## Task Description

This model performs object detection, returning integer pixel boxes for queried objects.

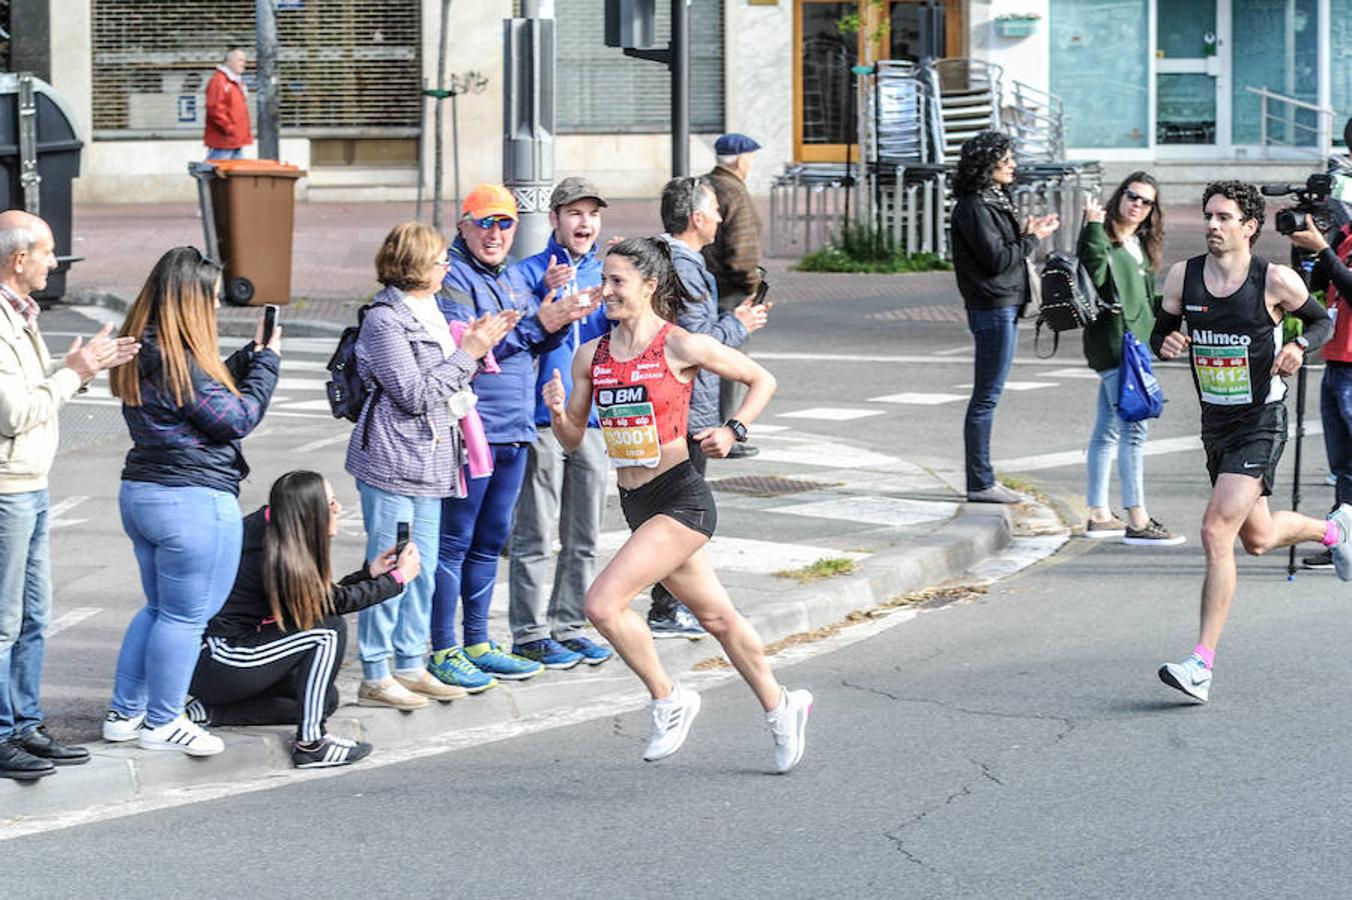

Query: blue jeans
[0,489,50,740]
[205,147,243,161]
[1086,368,1148,510]
[432,443,529,650]
[111,482,243,728]
[964,306,1019,492]
[355,480,441,680]
[1321,365,1352,508]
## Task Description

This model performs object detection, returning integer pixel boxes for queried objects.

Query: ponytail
[606,236,696,323]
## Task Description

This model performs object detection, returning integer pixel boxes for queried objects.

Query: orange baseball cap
[462,183,518,220]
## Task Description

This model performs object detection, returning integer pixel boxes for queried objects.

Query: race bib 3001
[1193,344,1253,405]
[596,385,662,468]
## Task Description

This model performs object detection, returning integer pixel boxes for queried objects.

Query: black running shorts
[618,460,717,538]
[1203,402,1287,497]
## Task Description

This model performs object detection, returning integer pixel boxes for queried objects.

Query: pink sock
[1323,520,1341,547]
[1193,644,1215,669]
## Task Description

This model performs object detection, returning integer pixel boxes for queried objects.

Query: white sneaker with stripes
[643,683,702,762]
[291,733,374,769]
[138,714,225,756]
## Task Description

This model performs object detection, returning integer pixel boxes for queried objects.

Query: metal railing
[1246,86,1335,159]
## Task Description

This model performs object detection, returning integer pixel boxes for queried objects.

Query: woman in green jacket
[1078,172,1184,546]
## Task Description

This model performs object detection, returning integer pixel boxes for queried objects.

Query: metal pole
[451,89,463,216]
[255,0,280,160]
[432,0,454,231]
[1288,362,1308,578]
[671,0,689,177]
[415,76,427,222]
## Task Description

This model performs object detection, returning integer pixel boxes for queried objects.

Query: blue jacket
[660,234,748,432]
[439,236,566,443]
[345,286,478,499]
[510,234,610,428]
[120,331,279,496]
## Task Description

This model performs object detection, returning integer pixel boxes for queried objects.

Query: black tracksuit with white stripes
[189,508,403,741]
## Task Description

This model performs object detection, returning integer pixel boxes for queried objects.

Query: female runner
[543,237,812,773]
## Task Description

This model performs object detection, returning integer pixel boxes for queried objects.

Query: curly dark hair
[1104,171,1165,272]
[952,130,1015,195]
[1202,180,1264,246]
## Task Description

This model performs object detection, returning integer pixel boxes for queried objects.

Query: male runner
[1153,180,1347,702]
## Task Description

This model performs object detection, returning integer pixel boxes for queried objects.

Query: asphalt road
[12,250,1352,895]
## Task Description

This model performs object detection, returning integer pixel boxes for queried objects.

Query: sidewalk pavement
[0,198,1073,832]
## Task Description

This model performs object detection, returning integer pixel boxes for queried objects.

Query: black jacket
[950,190,1039,310]
[205,507,403,640]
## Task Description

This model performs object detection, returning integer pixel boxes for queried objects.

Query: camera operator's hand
[1289,219,1329,253]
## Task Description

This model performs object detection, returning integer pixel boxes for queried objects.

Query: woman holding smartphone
[188,471,421,768]
[544,237,813,774]
[102,246,280,756]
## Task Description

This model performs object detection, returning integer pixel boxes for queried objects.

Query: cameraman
[1291,217,1352,567]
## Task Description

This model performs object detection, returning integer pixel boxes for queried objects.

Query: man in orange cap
[427,184,601,692]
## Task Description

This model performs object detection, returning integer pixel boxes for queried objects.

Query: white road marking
[596,531,866,573]
[275,377,329,392]
[755,441,901,470]
[274,399,338,412]
[752,351,1208,370]
[775,407,885,421]
[933,346,974,356]
[1043,367,1102,379]
[954,381,1056,392]
[49,496,89,530]
[766,495,960,528]
[46,607,102,637]
[750,424,790,434]
[868,391,967,405]
[291,432,353,454]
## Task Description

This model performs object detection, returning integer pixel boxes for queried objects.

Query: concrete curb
[0,503,1014,831]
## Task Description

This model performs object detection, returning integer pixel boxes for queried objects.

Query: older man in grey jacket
[648,176,770,637]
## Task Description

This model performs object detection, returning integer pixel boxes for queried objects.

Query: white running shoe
[102,709,145,742]
[1158,654,1211,702]
[138,714,225,756]
[643,684,702,762]
[1327,505,1352,582]
[768,689,814,774]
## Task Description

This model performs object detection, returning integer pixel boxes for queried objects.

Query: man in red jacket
[204,48,252,160]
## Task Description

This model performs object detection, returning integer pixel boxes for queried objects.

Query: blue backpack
[1117,331,1165,422]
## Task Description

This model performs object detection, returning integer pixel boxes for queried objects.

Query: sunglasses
[1124,189,1156,208]
[467,215,516,232]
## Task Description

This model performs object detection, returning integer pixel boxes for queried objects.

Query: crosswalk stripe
[775,407,885,421]
[868,391,967,405]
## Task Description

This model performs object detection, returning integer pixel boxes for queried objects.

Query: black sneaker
[292,733,373,769]
[648,602,708,639]
[1303,547,1335,569]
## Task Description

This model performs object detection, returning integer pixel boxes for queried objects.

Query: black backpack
[325,303,383,446]
[1035,251,1110,358]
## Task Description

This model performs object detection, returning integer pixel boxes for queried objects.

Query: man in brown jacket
[703,133,765,457]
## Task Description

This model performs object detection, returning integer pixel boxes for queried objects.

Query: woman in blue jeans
[949,131,1058,503]
[1078,173,1183,546]
[102,247,280,756]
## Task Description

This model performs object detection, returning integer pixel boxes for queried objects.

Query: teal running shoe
[464,642,543,681]
[512,638,583,670]
[428,646,497,693]
[561,636,613,666]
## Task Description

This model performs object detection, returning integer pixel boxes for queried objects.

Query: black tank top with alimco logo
[1181,253,1285,433]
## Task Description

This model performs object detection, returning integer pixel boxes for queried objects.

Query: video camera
[1261,173,1336,236]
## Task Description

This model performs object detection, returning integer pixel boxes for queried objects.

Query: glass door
[795,0,859,162]
[1155,0,1230,149]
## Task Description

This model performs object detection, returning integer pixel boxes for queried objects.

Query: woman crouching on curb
[543,237,814,774]
[187,471,420,768]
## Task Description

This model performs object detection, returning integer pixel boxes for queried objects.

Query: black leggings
[189,615,346,742]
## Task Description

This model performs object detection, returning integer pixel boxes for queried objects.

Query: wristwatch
[1295,335,1310,351]
[723,418,748,443]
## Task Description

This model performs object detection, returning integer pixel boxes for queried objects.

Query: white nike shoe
[767,688,814,774]
[1158,654,1211,702]
[643,684,702,762]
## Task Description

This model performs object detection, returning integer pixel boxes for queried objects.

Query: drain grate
[708,475,838,499]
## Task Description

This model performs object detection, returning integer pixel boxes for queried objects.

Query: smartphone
[751,280,770,306]
[395,521,411,557]
[261,304,279,346]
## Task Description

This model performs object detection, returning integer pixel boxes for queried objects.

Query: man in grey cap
[505,176,615,670]
[704,133,766,457]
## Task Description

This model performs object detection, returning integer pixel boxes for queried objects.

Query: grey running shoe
[1123,518,1186,546]
[643,684,702,762]
[1303,548,1335,570]
[1084,516,1127,539]
[767,689,814,774]
[649,602,708,640]
[967,483,1024,504]
[1328,505,1352,582]
[1158,654,1211,702]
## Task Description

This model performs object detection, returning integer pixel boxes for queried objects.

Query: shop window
[1049,0,1149,149]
